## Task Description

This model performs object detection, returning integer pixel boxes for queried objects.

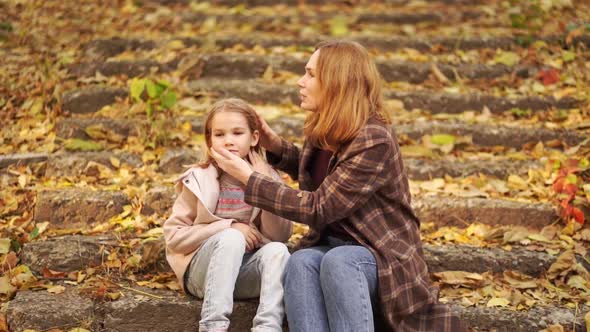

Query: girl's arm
[163,184,234,255]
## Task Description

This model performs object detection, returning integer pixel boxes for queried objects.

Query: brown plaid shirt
[245,117,466,331]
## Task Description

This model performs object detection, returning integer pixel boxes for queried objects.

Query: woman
[211,40,466,331]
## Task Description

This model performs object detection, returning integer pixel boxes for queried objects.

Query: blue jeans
[283,237,379,332]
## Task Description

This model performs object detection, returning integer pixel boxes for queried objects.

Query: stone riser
[6,285,587,332]
[60,81,580,115]
[82,34,590,59]
[68,53,534,84]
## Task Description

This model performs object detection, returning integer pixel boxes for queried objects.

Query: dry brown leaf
[47,285,66,294]
[547,250,576,280]
[433,271,485,288]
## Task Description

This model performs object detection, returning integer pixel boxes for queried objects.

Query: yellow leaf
[486,297,510,307]
[584,311,590,332]
[69,328,91,332]
[419,178,445,191]
[528,233,551,243]
[539,324,565,332]
[0,239,10,254]
[110,157,120,169]
[18,174,27,188]
[0,275,16,297]
[507,175,528,190]
[401,145,435,158]
[47,285,66,294]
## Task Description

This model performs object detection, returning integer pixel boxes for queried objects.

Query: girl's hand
[231,222,262,252]
[248,151,272,177]
[211,147,253,185]
[256,113,282,155]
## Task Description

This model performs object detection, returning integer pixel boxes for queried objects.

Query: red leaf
[553,177,565,192]
[563,183,578,197]
[572,207,585,224]
[537,68,560,85]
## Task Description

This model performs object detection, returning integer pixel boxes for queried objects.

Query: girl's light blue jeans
[184,228,290,332]
[283,237,379,332]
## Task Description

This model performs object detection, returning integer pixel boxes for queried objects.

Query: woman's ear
[251,129,260,147]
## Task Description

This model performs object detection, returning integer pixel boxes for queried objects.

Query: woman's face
[297,50,321,112]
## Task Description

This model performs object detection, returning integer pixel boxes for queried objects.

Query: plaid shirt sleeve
[246,132,393,228]
[265,137,300,181]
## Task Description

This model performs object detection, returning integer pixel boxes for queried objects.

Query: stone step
[69,52,535,84]
[40,148,543,180]
[146,0,487,7]
[180,8,483,28]
[413,196,557,229]
[0,152,48,169]
[61,81,579,115]
[33,189,130,230]
[186,79,580,113]
[6,284,587,331]
[20,234,558,278]
[32,187,558,230]
[55,115,586,151]
[82,34,590,59]
[398,120,586,148]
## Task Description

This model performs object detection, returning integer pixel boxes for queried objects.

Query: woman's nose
[297,76,305,88]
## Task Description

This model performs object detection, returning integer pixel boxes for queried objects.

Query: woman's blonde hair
[304,40,390,151]
[198,98,261,168]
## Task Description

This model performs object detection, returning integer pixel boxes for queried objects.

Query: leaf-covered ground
[1,0,590,331]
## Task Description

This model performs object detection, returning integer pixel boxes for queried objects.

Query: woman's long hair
[304,40,390,151]
[198,98,262,169]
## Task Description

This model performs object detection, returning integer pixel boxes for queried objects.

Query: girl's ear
[251,129,260,147]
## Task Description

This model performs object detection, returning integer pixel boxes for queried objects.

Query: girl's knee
[259,242,290,261]
[212,228,246,253]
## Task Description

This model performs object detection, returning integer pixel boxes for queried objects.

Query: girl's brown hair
[304,40,391,151]
[198,98,261,168]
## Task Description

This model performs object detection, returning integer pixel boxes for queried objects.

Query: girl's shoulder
[173,165,219,194]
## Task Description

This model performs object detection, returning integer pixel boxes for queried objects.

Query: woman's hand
[249,151,272,177]
[256,113,282,155]
[231,222,263,252]
[211,147,254,185]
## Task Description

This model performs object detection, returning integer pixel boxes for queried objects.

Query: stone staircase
[1,0,589,331]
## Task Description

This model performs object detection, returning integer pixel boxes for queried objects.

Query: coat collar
[178,165,261,223]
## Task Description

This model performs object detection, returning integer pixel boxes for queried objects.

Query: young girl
[164,98,293,332]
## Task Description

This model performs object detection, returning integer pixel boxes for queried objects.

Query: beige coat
[164,164,293,288]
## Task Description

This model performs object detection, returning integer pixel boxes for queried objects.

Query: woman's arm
[265,138,300,181]
[246,137,393,230]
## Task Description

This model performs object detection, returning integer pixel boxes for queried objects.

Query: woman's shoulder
[355,117,395,146]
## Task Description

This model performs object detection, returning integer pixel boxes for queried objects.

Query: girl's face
[210,111,259,159]
[297,50,321,112]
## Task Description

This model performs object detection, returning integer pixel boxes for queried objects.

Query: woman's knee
[320,247,375,284]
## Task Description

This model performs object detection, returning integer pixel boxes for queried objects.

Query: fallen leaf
[0,239,10,255]
[433,271,485,288]
[486,297,510,307]
[47,285,66,294]
[547,250,576,280]
[539,324,564,332]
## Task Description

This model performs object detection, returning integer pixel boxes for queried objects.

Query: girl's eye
[214,133,223,137]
